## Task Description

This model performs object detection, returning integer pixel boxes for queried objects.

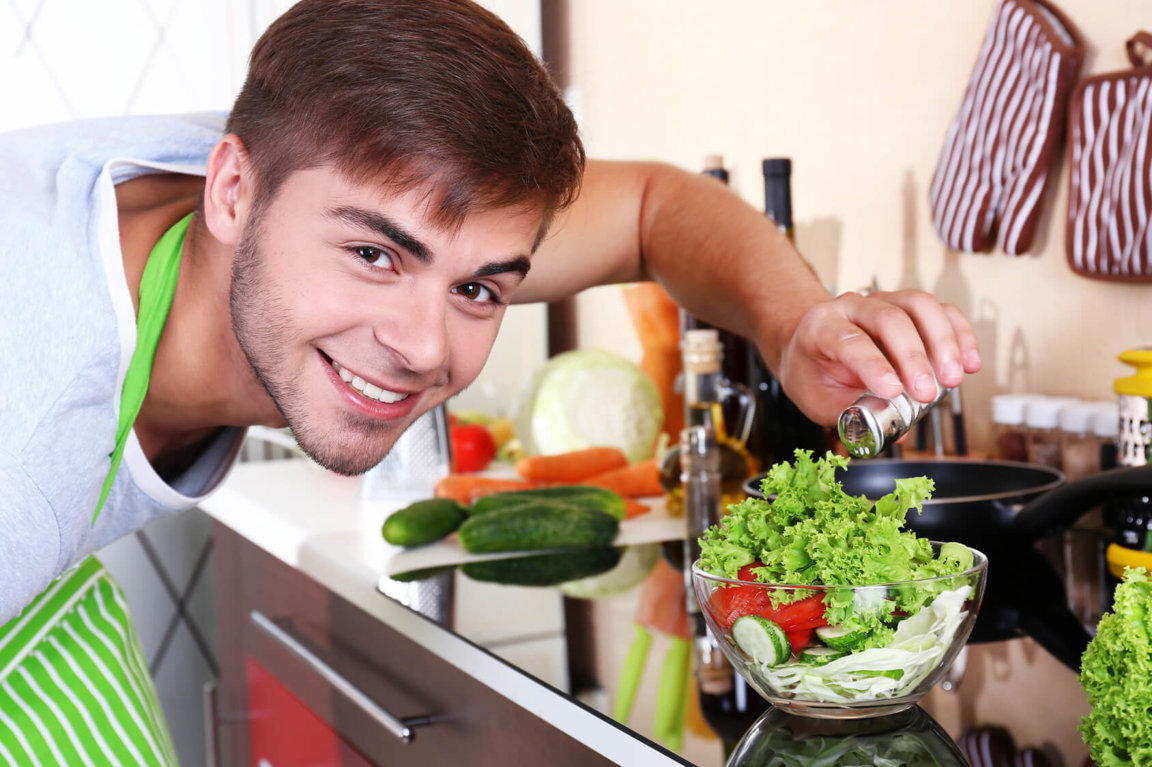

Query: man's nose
[373,288,450,374]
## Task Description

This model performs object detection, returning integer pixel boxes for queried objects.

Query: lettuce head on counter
[1080,567,1152,766]
[698,450,974,650]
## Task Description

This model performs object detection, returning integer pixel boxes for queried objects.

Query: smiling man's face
[229,165,542,475]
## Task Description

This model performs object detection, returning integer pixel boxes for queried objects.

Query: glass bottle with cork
[680,422,767,754]
[659,328,757,516]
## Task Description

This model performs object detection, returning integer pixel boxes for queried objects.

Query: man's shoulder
[0,112,228,176]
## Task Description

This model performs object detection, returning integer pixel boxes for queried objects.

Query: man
[0,0,980,763]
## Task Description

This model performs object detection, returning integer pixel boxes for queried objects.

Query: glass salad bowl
[691,545,988,719]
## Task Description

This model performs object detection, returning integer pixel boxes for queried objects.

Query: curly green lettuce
[1080,567,1152,766]
[698,450,973,648]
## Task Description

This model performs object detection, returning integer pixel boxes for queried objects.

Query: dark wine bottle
[745,158,827,467]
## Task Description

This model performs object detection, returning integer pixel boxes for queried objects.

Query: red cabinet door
[246,657,377,767]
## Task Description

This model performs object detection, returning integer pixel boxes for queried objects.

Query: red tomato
[450,423,496,473]
[763,595,828,632]
[708,584,771,630]
[785,628,815,654]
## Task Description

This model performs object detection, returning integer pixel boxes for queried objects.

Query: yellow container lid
[1115,349,1152,397]
[1106,542,1152,578]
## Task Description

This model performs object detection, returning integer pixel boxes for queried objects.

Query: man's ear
[203,134,255,247]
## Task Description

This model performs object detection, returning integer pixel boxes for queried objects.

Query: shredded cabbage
[754,586,970,704]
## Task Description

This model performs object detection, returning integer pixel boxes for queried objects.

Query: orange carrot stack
[515,447,629,484]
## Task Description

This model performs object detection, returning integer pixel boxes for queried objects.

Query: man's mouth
[328,359,411,404]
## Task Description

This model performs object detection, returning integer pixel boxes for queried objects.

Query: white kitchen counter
[199,458,691,767]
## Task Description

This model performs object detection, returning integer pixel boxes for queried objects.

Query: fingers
[796,290,982,405]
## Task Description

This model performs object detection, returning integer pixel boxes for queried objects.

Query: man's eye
[353,245,390,265]
[454,282,497,303]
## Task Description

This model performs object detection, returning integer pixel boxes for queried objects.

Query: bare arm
[517,160,981,424]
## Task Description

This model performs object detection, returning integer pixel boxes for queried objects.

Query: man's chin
[291,431,395,476]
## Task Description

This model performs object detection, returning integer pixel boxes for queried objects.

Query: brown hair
[225,0,584,236]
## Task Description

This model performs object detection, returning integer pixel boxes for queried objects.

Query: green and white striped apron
[0,213,193,766]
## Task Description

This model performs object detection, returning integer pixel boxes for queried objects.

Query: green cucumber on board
[382,498,469,547]
[461,547,623,586]
[456,503,619,554]
[731,615,790,666]
[470,485,626,521]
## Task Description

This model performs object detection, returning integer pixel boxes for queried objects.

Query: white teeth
[330,360,411,404]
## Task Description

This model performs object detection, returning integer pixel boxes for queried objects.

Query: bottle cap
[1024,397,1080,430]
[1091,404,1119,440]
[991,394,1044,425]
[1058,402,1101,434]
[838,395,904,458]
[1115,348,1152,398]
[682,329,723,374]
[762,158,791,177]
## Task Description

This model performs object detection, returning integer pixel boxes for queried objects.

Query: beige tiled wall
[562,0,1152,458]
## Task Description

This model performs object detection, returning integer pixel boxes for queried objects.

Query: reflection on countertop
[727,705,966,766]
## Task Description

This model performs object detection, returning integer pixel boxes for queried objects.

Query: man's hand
[773,289,982,426]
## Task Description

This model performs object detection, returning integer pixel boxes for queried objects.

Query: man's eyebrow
[328,206,431,262]
[474,256,531,280]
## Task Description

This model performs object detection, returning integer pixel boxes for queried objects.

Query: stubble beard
[228,216,400,476]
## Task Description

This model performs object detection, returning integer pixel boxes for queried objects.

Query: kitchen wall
[0,2,537,764]
[557,1,1152,762]
[561,0,1152,458]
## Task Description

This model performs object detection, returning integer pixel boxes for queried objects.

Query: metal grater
[361,405,453,500]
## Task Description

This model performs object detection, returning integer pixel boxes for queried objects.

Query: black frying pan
[741,459,1152,670]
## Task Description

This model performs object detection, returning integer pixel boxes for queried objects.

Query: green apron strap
[93,212,193,523]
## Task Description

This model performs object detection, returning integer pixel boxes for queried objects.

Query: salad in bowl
[692,451,987,718]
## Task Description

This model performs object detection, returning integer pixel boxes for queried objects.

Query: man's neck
[116,172,280,467]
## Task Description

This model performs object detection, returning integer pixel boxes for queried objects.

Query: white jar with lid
[991,394,1043,462]
[1059,401,1111,480]
[1024,397,1080,469]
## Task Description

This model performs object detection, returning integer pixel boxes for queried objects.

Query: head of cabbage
[514,349,664,463]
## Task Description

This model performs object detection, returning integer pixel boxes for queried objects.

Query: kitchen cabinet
[211,521,625,766]
[203,460,693,766]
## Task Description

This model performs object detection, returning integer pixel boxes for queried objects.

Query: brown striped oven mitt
[1066,32,1152,281]
[929,0,1084,255]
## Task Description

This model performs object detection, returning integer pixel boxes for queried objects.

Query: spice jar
[1024,397,1080,469]
[991,394,1039,462]
[1059,402,1110,480]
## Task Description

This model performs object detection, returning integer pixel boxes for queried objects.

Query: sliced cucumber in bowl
[814,624,869,651]
[731,615,790,666]
[797,646,847,666]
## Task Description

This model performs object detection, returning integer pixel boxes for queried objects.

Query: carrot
[515,447,629,484]
[624,498,652,519]
[581,458,662,498]
[623,284,684,442]
[433,475,535,504]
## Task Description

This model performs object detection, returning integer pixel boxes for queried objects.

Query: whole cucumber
[457,503,619,554]
[471,485,626,521]
[461,547,623,586]
[382,498,469,547]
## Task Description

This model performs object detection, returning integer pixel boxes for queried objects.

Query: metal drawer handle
[250,610,435,743]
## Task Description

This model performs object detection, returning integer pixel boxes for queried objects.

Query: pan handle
[1013,464,1152,541]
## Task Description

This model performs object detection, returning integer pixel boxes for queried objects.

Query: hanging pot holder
[929,0,1085,255]
[1066,32,1152,281]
